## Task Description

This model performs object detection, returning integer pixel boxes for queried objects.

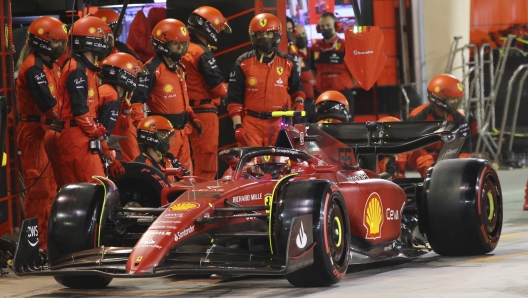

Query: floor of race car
[2,169,528,298]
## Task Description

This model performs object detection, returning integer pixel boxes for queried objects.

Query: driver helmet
[151,18,190,62]
[100,52,147,93]
[187,6,231,50]
[314,90,351,123]
[69,16,113,61]
[427,74,465,113]
[249,13,282,55]
[252,155,290,179]
[137,116,175,155]
[27,16,68,61]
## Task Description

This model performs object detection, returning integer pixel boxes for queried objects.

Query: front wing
[13,216,315,278]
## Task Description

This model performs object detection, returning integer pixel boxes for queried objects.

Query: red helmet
[152,19,190,61]
[27,16,67,60]
[100,52,145,92]
[252,155,290,179]
[427,74,465,112]
[188,6,231,48]
[249,13,282,54]
[314,90,351,123]
[92,9,122,37]
[377,116,400,122]
[69,16,113,57]
[137,116,175,155]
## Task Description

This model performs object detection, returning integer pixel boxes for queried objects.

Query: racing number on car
[338,148,353,169]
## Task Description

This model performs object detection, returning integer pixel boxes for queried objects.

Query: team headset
[315,15,344,33]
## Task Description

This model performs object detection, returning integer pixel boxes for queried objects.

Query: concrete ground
[1,168,528,298]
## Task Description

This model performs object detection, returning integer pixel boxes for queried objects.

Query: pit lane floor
[2,168,528,298]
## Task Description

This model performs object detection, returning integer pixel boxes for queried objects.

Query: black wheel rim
[327,197,346,266]
[116,180,160,208]
[480,175,501,238]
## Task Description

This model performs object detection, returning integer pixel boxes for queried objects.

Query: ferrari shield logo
[457,83,464,91]
[260,19,267,27]
[264,193,272,213]
[276,67,283,75]
[363,192,383,239]
[180,27,187,36]
[335,43,341,50]
[264,155,271,162]
[136,256,142,262]
[314,51,320,60]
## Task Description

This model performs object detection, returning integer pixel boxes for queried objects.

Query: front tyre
[424,159,503,256]
[277,181,350,287]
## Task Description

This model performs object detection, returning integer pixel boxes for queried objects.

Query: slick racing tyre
[47,182,113,288]
[424,159,503,256]
[110,162,165,208]
[276,180,350,287]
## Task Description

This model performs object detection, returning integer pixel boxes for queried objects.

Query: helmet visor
[446,96,463,111]
[167,40,189,55]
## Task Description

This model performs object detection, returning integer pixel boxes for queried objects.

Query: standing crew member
[98,52,145,178]
[93,8,142,162]
[311,13,355,120]
[395,74,471,178]
[227,13,305,147]
[130,19,202,172]
[56,16,114,185]
[181,6,231,180]
[295,24,316,122]
[135,115,190,182]
[93,9,140,59]
[16,16,67,250]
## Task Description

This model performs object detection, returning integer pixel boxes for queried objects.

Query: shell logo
[88,88,95,98]
[101,17,107,22]
[38,28,44,35]
[156,29,162,36]
[215,19,220,25]
[259,19,267,27]
[49,85,54,93]
[457,83,464,92]
[248,77,257,86]
[180,27,187,36]
[363,192,383,239]
[126,62,133,70]
[435,86,440,93]
[169,202,200,211]
[163,84,173,93]
[89,27,96,34]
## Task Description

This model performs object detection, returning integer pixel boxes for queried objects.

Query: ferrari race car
[11,121,502,288]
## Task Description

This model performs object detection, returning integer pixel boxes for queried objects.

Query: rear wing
[273,121,465,172]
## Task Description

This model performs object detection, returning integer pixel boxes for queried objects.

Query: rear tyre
[110,162,165,207]
[424,159,502,256]
[47,183,114,288]
[277,180,350,287]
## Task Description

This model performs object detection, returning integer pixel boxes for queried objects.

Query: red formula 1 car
[11,121,502,288]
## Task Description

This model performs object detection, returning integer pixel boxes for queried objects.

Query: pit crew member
[227,13,305,147]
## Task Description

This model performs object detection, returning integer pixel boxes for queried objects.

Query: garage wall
[422,0,470,85]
